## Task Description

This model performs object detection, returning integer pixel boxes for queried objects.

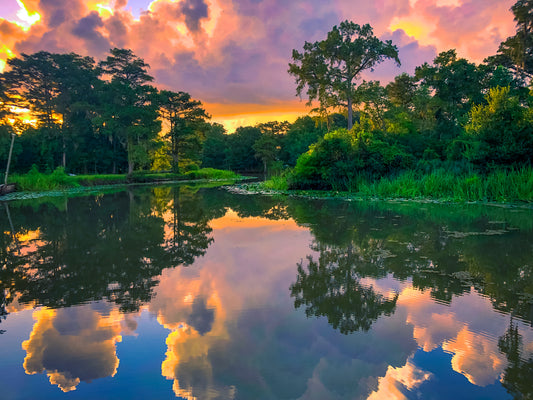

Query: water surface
[1,185,532,399]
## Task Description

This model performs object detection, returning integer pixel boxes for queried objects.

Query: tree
[2,51,100,171]
[280,116,325,166]
[492,0,533,80]
[288,21,400,130]
[225,126,262,171]
[464,86,533,166]
[253,132,278,177]
[415,50,485,143]
[98,48,161,176]
[158,90,209,172]
[202,123,228,168]
[51,53,99,169]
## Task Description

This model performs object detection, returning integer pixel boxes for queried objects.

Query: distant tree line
[0,48,209,176]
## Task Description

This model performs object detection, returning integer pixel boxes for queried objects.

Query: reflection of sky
[21,303,136,392]
[3,208,533,398]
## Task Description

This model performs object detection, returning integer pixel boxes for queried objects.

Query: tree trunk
[347,96,353,130]
[61,120,66,169]
[127,138,134,177]
[4,132,15,185]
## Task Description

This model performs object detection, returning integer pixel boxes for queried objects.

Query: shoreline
[0,176,251,202]
[226,182,533,210]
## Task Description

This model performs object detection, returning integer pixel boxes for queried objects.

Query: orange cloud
[397,287,510,387]
[0,0,518,124]
[149,208,314,396]
[21,305,129,392]
[443,327,506,386]
[368,360,433,400]
[388,0,516,62]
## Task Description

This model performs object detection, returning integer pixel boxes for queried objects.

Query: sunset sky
[0,0,517,131]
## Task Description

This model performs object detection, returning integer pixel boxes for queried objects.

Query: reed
[261,167,533,203]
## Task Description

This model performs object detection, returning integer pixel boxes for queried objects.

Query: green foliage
[184,168,240,181]
[11,165,79,191]
[262,173,289,191]
[464,86,533,166]
[225,126,262,171]
[490,0,533,79]
[279,116,325,166]
[158,90,209,173]
[289,21,400,129]
[202,123,228,169]
[359,167,533,202]
[263,167,533,203]
[289,128,413,191]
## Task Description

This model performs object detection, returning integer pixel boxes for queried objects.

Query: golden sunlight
[389,16,436,46]
[0,46,15,73]
[14,0,40,30]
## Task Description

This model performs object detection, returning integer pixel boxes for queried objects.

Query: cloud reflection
[21,303,133,392]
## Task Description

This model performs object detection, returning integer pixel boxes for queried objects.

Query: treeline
[0,47,340,177]
[285,55,533,191]
[279,0,533,192]
[2,0,533,192]
[0,48,210,176]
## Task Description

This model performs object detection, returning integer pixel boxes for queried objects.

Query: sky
[0,0,518,131]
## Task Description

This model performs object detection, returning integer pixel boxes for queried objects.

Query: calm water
[1,185,533,400]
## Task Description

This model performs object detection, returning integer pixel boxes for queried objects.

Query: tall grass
[11,167,241,192]
[262,174,289,191]
[11,166,80,191]
[184,168,240,180]
[261,167,533,203]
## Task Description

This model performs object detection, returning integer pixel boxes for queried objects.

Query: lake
[1,184,532,399]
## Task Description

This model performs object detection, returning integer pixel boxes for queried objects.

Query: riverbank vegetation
[1,0,532,201]
[10,166,241,192]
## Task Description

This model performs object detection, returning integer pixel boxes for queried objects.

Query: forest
[1,0,532,200]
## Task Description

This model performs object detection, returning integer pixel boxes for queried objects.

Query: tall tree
[158,90,209,172]
[288,21,400,129]
[415,50,485,141]
[98,48,161,176]
[492,0,533,80]
[201,123,228,169]
[2,51,99,170]
[52,53,99,169]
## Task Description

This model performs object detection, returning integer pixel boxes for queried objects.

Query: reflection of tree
[1,186,214,312]
[290,243,398,334]
[498,318,533,400]
[0,202,24,331]
[162,187,214,267]
[285,197,533,323]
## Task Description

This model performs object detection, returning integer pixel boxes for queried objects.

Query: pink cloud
[0,0,517,118]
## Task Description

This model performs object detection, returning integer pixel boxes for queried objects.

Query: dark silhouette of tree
[289,21,400,129]
[162,186,214,267]
[491,0,533,80]
[158,90,210,172]
[97,48,160,176]
[499,318,533,399]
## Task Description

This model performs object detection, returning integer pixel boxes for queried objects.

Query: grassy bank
[9,166,242,192]
[259,167,533,203]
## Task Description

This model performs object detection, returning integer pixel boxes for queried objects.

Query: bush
[288,129,414,191]
[12,165,79,191]
[464,86,533,167]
